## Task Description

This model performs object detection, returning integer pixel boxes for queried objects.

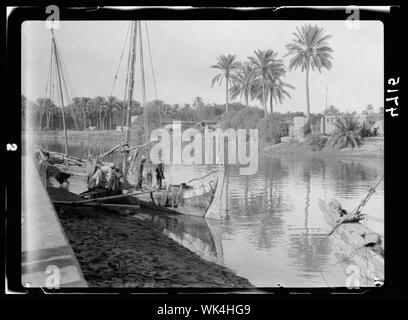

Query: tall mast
[51,29,69,156]
[123,21,138,173]
[138,21,148,141]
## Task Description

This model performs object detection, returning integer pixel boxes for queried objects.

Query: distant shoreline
[262,137,384,160]
[28,129,139,141]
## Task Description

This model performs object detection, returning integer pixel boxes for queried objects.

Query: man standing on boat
[156,155,165,189]
[136,155,146,190]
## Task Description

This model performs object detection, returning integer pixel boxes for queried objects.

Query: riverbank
[29,129,144,143]
[48,187,253,288]
[262,136,384,159]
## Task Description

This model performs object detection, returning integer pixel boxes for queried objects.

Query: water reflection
[134,213,224,265]
[38,137,384,287]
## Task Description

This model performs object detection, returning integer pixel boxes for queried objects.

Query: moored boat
[129,166,226,219]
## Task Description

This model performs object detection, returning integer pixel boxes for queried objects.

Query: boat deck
[22,156,88,288]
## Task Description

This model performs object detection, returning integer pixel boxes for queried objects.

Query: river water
[36,136,384,288]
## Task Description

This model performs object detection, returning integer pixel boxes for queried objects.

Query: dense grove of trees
[22,93,314,143]
[22,94,242,131]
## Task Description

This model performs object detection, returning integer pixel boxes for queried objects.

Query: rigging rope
[53,44,72,107]
[144,21,158,100]
[54,36,75,102]
[45,44,53,99]
[110,21,132,98]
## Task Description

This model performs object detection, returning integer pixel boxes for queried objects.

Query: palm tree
[71,97,87,130]
[211,54,240,113]
[285,24,333,121]
[36,98,53,131]
[193,96,204,109]
[93,96,106,130]
[229,63,256,109]
[329,113,363,149]
[250,61,294,114]
[104,96,122,130]
[268,78,295,113]
[248,49,281,116]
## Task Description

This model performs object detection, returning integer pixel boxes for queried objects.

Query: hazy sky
[21,20,383,113]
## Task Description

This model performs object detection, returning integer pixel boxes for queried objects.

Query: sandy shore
[48,187,252,288]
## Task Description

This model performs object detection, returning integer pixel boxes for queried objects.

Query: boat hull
[131,166,225,219]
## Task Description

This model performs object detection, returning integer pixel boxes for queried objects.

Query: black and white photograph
[5,5,403,299]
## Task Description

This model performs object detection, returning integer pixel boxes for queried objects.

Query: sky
[21,20,383,113]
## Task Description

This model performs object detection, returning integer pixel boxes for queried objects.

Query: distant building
[321,112,384,136]
[321,115,337,135]
[357,113,383,131]
[371,120,384,136]
[292,116,308,142]
[288,116,322,141]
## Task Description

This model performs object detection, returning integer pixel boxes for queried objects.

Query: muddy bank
[48,187,252,288]
[262,137,383,160]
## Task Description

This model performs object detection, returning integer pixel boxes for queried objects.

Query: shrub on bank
[305,134,328,151]
[257,114,290,144]
[219,108,263,130]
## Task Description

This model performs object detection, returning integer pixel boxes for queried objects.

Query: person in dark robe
[136,155,146,190]
[155,155,165,189]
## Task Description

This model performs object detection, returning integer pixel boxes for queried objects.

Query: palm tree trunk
[99,107,102,130]
[262,80,267,117]
[39,112,42,131]
[270,92,273,114]
[305,63,310,120]
[82,110,86,130]
[122,106,126,127]
[225,75,229,113]
[46,112,50,130]
[245,92,249,109]
[70,109,78,131]
[305,62,311,134]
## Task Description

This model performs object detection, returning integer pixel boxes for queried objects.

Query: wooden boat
[124,165,226,220]
[44,22,227,221]
[318,199,384,287]
[55,165,227,220]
